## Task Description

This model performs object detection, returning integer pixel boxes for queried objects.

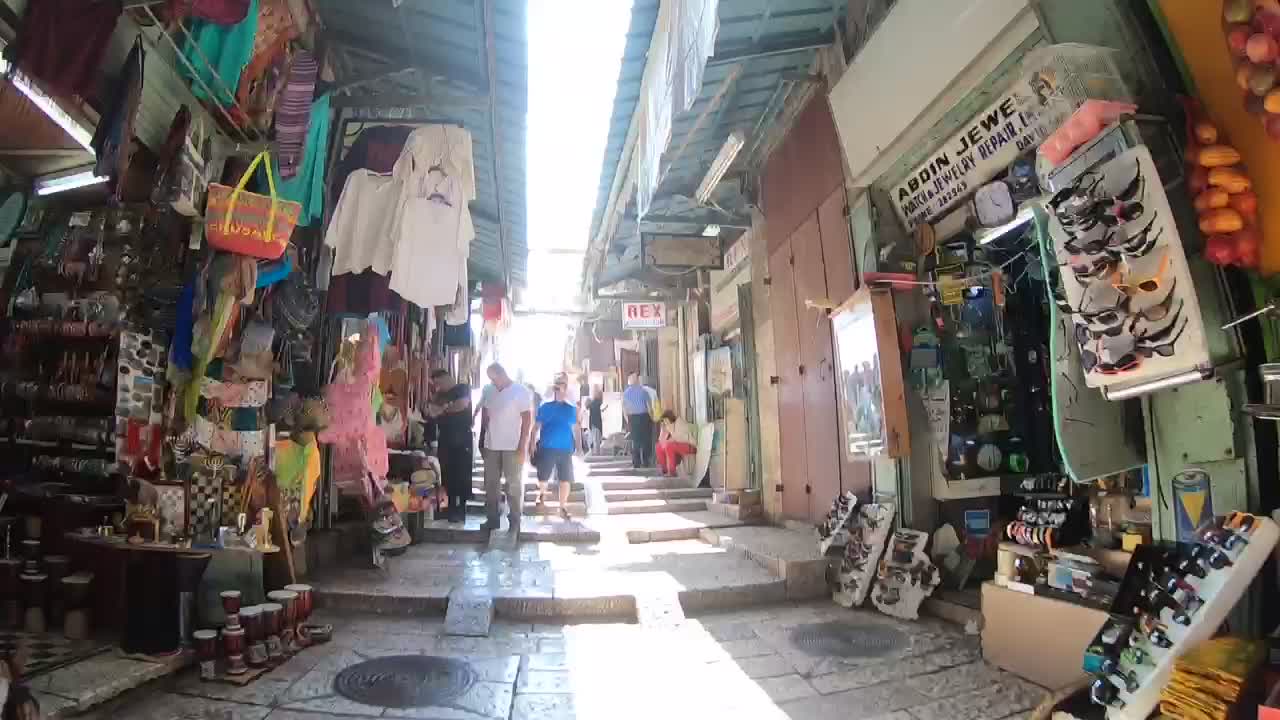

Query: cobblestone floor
[72,601,1046,720]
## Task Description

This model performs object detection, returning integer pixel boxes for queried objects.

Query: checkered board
[189,470,222,538]
[0,631,113,678]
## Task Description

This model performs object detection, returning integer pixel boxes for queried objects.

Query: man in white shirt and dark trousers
[480,363,532,534]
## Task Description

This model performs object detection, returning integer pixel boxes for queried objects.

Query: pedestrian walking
[622,374,655,468]
[481,364,533,533]
[532,379,578,521]
[587,387,606,455]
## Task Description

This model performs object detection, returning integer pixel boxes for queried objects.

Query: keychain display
[1083,512,1278,719]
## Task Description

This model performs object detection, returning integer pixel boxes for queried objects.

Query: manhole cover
[333,655,478,708]
[788,621,907,658]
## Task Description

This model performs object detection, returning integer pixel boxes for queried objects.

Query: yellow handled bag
[204,151,301,259]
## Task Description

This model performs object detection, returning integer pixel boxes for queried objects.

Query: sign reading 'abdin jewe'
[891,86,1051,231]
[622,302,667,329]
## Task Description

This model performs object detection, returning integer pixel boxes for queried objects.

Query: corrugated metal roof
[589,0,840,276]
[314,0,528,289]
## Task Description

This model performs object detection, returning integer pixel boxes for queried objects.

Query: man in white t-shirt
[481,363,533,533]
[474,382,497,453]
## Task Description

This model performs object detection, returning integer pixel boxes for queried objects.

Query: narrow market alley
[3,0,1280,716]
[75,603,1041,720]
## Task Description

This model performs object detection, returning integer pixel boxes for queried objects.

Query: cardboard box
[981,581,1109,690]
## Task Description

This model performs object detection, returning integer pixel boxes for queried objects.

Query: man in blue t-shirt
[533,379,578,521]
[621,374,655,468]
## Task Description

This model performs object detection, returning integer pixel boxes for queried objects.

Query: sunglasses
[1115,215,1164,258]
[1082,343,1142,375]
[1112,253,1170,296]
[1061,253,1118,282]
[1134,318,1188,358]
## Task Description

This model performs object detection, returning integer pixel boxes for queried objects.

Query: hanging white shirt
[393,125,476,203]
[324,170,400,276]
[388,170,474,309]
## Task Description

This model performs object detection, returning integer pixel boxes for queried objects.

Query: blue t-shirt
[622,385,651,415]
[536,401,578,451]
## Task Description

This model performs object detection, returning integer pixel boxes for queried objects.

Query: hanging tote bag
[205,150,299,259]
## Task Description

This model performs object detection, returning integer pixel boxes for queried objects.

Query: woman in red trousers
[655,410,696,477]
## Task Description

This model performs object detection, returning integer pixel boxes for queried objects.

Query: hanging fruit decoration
[1183,96,1261,269]
[1224,0,1280,138]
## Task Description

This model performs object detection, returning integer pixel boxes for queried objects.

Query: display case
[830,288,910,459]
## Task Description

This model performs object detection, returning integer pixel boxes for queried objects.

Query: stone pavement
[313,535,793,618]
[73,601,1047,719]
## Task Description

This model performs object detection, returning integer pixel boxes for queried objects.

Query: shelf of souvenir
[817,491,859,555]
[1047,145,1210,394]
[833,503,896,608]
[871,528,942,620]
[1084,513,1278,720]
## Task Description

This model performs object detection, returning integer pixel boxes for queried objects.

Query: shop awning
[313,0,528,290]
[586,0,846,293]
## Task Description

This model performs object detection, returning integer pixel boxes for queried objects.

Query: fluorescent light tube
[36,170,108,196]
[0,56,95,151]
[695,130,745,205]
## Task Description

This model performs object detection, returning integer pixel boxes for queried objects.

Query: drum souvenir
[267,590,298,654]
[221,626,247,675]
[193,629,218,681]
[61,573,93,639]
[0,558,20,627]
[19,572,46,633]
[220,589,242,616]
[284,584,312,646]
[261,602,283,662]
[19,540,40,574]
[241,605,267,667]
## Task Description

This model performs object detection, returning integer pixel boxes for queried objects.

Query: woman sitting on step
[655,410,696,478]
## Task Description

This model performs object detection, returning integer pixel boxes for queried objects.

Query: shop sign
[891,86,1052,231]
[622,302,667,329]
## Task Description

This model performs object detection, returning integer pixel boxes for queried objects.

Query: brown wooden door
[816,186,872,499]
[767,242,810,521]
[790,216,842,521]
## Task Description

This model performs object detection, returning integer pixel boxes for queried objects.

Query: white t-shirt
[324,170,399,276]
[484,382,533,451]
[478,384,496,410]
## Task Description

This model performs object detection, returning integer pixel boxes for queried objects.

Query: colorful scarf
[273,50,318,179]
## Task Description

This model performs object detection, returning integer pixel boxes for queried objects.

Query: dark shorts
[535,447,574,485]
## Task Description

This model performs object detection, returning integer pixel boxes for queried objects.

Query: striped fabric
[272,50,318,179]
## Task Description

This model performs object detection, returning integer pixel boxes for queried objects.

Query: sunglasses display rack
[1048,145,1210,397]
[1083,512,1277,720]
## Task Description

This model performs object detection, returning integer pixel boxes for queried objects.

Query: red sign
[622,302,666,329]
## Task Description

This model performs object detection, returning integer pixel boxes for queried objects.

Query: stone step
[312,538,786,621]
[466,493,711,517]
[607,498,708,515]
[699,525,831,601]
[604,487,712,503]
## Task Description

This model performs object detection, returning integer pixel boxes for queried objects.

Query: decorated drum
[221,625,246,656]
[261,602,282,635]
[192,629,218,660]
[284,584,313,621]
[219,590,242,616]
[240,605,263,642]
[18,573,46,608]
[266,590,298,626]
